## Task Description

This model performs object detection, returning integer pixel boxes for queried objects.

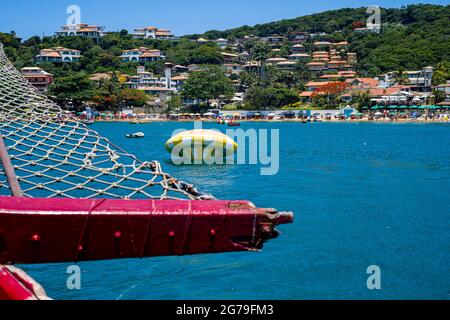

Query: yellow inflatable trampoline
[165,129,238,164]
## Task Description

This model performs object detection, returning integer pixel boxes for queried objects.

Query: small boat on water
[126,132,145,139]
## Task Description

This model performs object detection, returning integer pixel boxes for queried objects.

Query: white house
[132,26,174,40]
[215,38,228,49]
[124,66,183,95]
[121,47,165,62]
[36,47,82,63]
[380,67,434,90]
[55,24,104,38]
[223,63,243,75]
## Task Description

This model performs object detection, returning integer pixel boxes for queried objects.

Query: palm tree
[397,68,409,85]
[251,41,270,80]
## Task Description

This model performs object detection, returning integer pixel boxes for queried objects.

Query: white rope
[0,43,213,200]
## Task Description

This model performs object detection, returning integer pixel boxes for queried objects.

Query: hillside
[187,4,450,74]
[0,3,449,111]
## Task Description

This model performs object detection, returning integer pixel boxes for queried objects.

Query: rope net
[0,43,211,200]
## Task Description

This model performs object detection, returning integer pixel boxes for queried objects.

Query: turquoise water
[22,122,450,300]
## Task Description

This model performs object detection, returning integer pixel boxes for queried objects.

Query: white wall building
[215,38,229,49]
[36,47,82,63]
[55,24,104,38]
[124,66,184,96]
[121,47,165,62]
[132,26,174,40]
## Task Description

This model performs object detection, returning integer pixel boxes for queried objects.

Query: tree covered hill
[187,4,450,74]
[0,4,448,76]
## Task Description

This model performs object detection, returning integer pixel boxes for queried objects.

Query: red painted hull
[0,197,293,264]
[0,265,49,300]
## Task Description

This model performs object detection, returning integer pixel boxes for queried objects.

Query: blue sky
[0,0,448,39]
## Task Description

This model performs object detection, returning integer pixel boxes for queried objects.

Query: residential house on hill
[120,48,165,63]
[55,24,104,38]
[221,52,240,64]
[124,66,181,97]
[20,67,53,91]
[262,35,285,46]
[289,31,309,43]
[36,47,82,63]
[215,38,229,49]
[379,67,434,92]
[132,26,174,40]
[291,44,305,53]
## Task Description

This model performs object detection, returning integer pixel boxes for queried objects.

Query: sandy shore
[91,118,449,124]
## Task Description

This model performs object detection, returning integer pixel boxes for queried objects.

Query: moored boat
[126,132,145,138]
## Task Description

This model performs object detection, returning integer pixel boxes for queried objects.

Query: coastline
[91,118,450,124]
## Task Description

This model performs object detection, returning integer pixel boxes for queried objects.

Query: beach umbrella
[203,112,214,116]
[388,105,398,109]
[267,113,276,117]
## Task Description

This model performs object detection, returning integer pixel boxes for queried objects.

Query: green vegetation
[188,4,450,75]
[351,92,371,112]
[48,73,94,108]
[166,93,183,114]
[49,71,147,111]
[181,65,234,106]
[0,3,448,112]
[244,87,299,109]
[432,62,450,85]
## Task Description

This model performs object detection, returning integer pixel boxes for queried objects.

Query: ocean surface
[21,122,450,300]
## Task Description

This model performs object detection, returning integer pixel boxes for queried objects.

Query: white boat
[126,132,145,139]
